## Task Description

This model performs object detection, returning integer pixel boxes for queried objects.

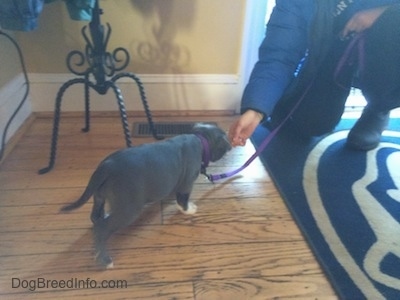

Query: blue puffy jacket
[241,0,400,117]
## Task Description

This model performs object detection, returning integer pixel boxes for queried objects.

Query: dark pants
[360,4,400,112]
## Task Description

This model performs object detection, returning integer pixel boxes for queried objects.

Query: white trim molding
[28,73,241,112]
[0,73,32,149]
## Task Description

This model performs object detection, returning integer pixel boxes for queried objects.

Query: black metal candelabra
[39,0,161,174]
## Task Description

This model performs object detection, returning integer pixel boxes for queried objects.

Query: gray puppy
[60,123,231,268]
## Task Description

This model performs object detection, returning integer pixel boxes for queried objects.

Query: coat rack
[39,0,161,174]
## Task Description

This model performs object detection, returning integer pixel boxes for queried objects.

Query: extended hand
[229,110,264,147]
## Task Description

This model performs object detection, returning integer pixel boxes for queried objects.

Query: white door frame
[237,0,270,113]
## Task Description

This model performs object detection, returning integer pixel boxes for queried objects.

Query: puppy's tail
[60,167,107,212]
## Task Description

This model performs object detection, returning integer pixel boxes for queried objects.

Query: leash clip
[201,167,214,183]
[205,173,214,183]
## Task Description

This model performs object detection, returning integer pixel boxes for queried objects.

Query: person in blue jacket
[229,0,400,151]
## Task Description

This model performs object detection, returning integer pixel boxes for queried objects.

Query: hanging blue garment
[0,0,95,31]
[65,0,95,21]
[45,0,95,21]
[0,0,45,31]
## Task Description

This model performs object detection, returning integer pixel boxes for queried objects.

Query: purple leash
[334,33,365,89]
[207,125,281,182]
[200,34,365,183]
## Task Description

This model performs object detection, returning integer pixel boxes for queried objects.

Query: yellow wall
[15,0,246,75]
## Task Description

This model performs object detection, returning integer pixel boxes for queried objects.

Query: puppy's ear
[192,123,231,161]
[192,123,212,134]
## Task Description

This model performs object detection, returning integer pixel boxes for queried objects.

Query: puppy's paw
[184,202,197,215]
[177,201,197,215]
[105,261,114,269]
[95,252,114,269]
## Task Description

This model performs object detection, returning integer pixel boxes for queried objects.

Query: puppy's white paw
[177,202,197,215]
[95,252,114,269]
[184,202,197,215]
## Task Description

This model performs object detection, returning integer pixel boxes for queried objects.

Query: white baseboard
[28,73,242,113]
[0,73,32,150]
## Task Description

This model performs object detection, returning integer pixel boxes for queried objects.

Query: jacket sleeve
[241,0,315,117]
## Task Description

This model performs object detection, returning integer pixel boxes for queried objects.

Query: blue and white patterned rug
[251,118,400,299]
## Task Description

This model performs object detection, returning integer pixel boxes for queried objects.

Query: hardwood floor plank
[0,182,276,207]
[0,203,162,232]
[1,187,288,232]
[0,180,275,199]
[0,221,303,256]
[162,197,293,225]
[1,281,195,300]
[0,188,92,206]
[0,242,332,295]
[1,276,336,300]
[0,169,94,190]
[193,276,337,300]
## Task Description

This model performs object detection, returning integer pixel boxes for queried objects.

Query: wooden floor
[0,114,337,299]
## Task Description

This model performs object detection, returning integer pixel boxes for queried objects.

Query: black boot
[346,106,390,151]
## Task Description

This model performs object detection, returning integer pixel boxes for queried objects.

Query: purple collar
[195,133,211,177]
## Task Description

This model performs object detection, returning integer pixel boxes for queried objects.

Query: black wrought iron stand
[39,0,161,174]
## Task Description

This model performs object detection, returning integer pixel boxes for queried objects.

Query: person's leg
[347,5,400,150]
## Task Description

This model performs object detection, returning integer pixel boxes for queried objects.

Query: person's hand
[229,110,264,147]
[341,6,390,39]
